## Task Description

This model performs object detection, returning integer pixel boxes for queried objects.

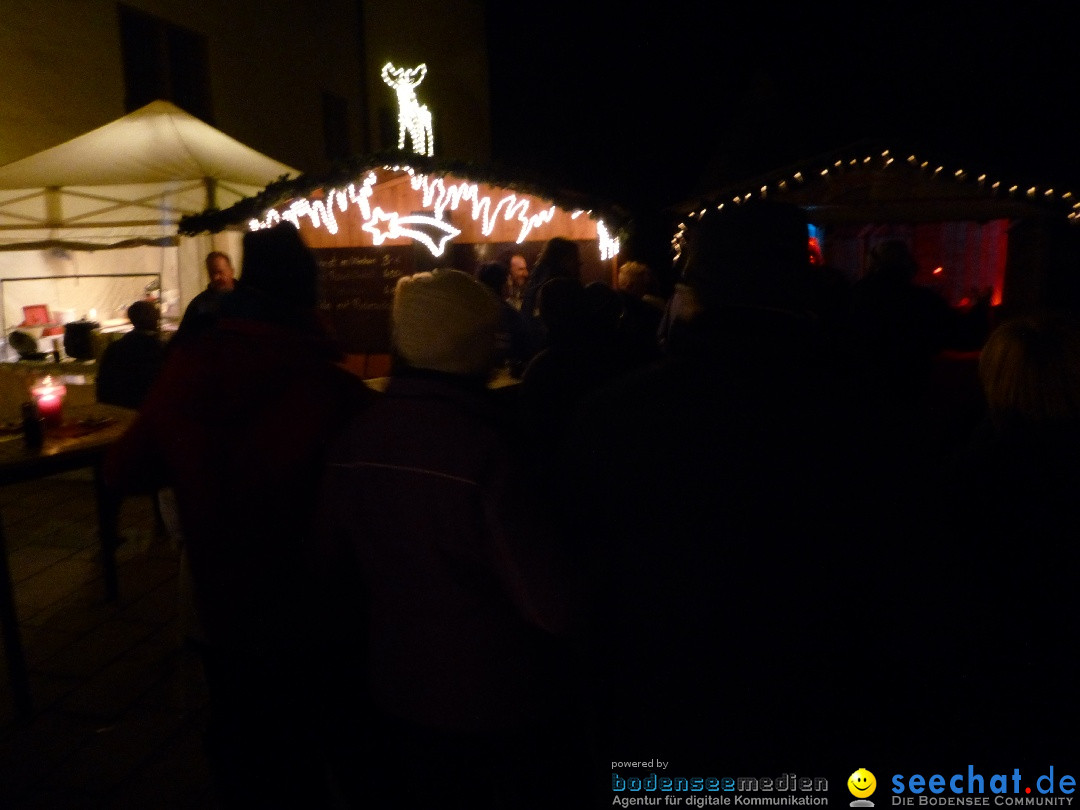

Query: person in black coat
[95,300,167,409]
[172,250,236,346]
[475,260,530,375]
[937,311,1080,765]
[563,202,883,779]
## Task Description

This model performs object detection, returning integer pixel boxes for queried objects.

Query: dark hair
[496,248,525,268]
[533,237,580,280]
[239,223,318,309]
[522,237,581,318]
[126,300,160,331]
[680,200,810,312]
[476,261,509,296]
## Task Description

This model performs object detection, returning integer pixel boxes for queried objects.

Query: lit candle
[31,376,66,428]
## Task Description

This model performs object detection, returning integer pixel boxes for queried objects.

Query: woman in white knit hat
[315,268,586,809]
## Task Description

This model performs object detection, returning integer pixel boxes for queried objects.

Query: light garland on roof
[407,170,557,243]
[249,171,460,256]
[248,167,618,259]
[597,220,619,261]
[687,147,1080,222]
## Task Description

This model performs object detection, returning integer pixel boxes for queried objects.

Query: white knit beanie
[392,268,500,376]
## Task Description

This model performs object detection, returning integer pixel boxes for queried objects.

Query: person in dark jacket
[518,236,582,357]
[563,201,882,774]
[475,260,529,374]
[95,300,166,409]
[315,268,583,809]
[849,238,960,400]
[106,223,374,808]
[172,250,236,346]
[938,311,1080,765]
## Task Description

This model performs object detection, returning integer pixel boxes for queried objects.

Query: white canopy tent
[0,100,295,342]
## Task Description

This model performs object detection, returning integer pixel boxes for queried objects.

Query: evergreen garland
[179,148,635,240]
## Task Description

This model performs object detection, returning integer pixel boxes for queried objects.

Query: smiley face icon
[848,768,877,799]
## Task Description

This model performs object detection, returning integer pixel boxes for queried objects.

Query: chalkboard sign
[314,246,415,353]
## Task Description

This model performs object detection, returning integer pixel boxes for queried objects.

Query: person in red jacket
[106,222,374,808]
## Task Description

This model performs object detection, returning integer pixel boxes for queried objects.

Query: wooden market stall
[181,154,629,376]
[678,140,1080,315]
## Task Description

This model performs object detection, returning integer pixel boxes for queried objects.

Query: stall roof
[178,150,633,238]
[0,100,296,251]
[677,140,1080,226]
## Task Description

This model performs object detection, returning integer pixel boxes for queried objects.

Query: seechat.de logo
[891,766,1077,806]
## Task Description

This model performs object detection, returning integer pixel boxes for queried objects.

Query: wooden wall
[288,168,611,359]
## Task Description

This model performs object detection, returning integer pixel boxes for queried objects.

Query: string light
[672,222,687,264]
[717,145,1075,223]
[381,62,434,156]
[248,167,615,258]
[598,220,619,261]
[409,172,556,243]
[363,211,461,256]
[690,145,1080,250]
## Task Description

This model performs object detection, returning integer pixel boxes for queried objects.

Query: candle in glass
[31,376,66,428]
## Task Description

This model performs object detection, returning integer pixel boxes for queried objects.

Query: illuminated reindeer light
[382,62,434,156]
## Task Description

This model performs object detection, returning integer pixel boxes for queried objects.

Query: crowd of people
[98,207,1079,808]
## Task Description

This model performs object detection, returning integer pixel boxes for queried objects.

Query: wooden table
[0,403,137,717]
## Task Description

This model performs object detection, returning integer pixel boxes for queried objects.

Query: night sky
[485,3,1077,215]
